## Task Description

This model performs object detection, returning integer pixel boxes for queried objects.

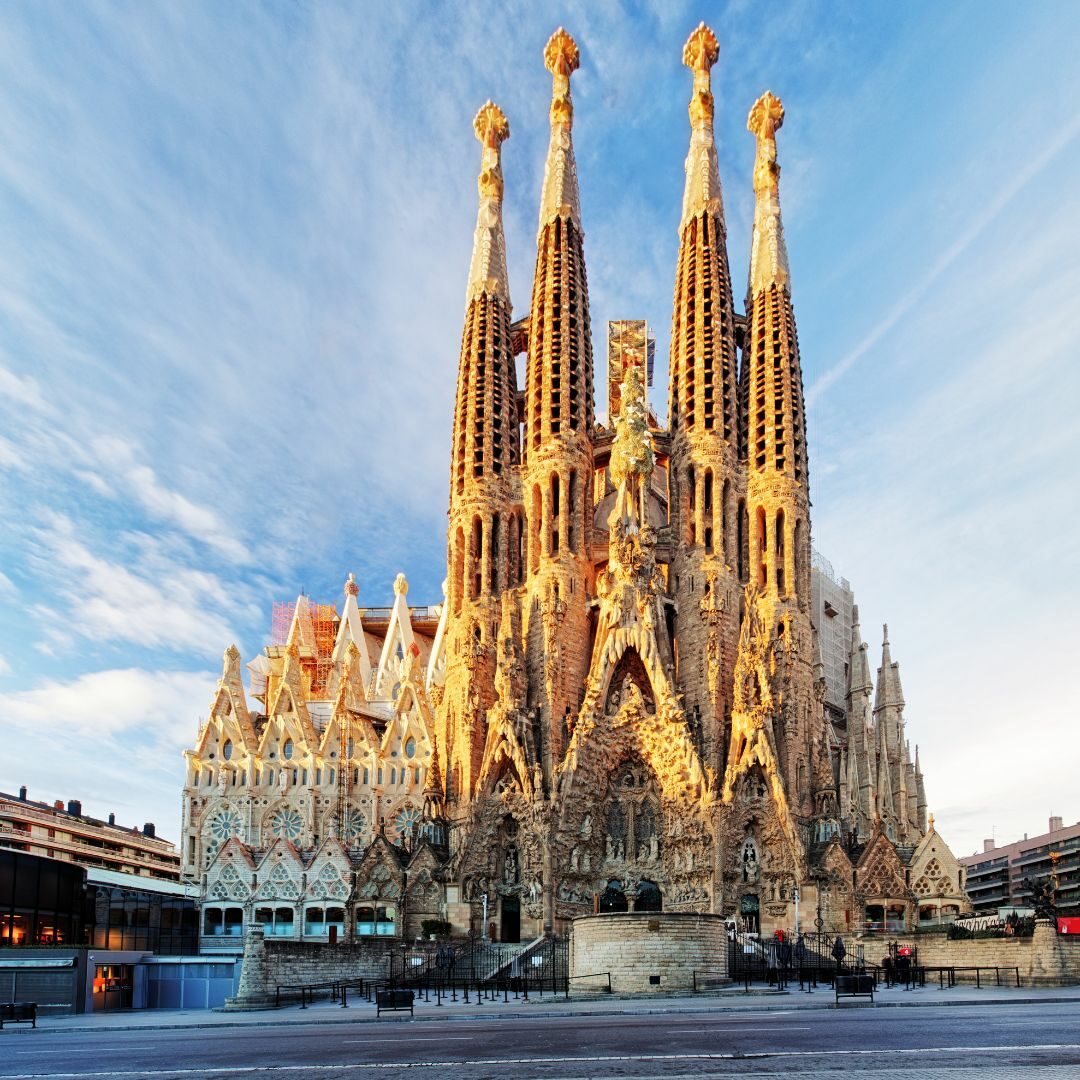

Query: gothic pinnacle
[683,22,719,125]
[747,90,790,296]
[679,23,725,231]
[466,101,510,304]
[538,27,582,236]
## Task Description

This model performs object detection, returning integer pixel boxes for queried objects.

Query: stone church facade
[181,24,968,949]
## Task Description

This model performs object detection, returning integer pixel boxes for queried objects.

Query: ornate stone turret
[845,606,875,833]
[522,28,595,780]
[667,23,742,774]
[736,91,815,817]
[444,101,523,801]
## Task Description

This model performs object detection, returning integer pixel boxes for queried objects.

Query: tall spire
[669,21,738,443]
[747,91,790,297]
[466,102,511,304]
[666,23,741,775]
[742,90,807,489]
[526,27,594,456]
[874,624,906,712]
[680,23,724,229]
[537,27,581,236]
[449,100,519,514]
[442,101,521,805]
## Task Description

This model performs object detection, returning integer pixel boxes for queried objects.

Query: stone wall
[226,927,401,1008]
[571,912,727,993]
[863,920,1080,986]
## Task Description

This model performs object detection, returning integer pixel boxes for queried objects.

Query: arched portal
[599,880,628,913]
[634,880,662,912]
[740,893,760,935]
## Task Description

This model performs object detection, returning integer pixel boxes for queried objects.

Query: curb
[9,991,1080,1036]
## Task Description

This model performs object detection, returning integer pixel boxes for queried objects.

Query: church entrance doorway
[634,880,662,912]
[740,893,760,935]
[599,880,629,913]
[500,895,520,943]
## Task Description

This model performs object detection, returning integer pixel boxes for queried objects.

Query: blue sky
[0,1,1077,859]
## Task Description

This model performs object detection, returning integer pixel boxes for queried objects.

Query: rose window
[270,807,303,841]
[393,805,422,841]
[341,808,366,842]
[208,809,242,842]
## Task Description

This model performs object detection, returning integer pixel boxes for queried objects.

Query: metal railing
[381,937,570,1002]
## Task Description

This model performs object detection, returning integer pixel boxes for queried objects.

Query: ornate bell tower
[442,102,522,803]
[667,24,742,775]
[522,28,595,784]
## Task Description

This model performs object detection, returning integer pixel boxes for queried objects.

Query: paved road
[4,1000,1080,1078]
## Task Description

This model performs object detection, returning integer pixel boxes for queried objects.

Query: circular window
[269,807,303,841]
[404,738,416,759]
[341,808,366,841]
[283,739,294,760]
[393,805,422,841]
[208,808,242,842]
[222,740,233,761]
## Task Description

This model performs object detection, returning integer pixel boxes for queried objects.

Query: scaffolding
[270,598,339,698]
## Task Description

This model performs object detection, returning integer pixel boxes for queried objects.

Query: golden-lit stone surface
[182,25,968,950]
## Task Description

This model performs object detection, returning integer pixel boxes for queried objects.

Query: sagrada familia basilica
[182,25,969,946]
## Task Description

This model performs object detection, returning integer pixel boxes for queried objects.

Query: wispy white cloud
[92,436,251,564]
[0,666,213,836]
[807,110,1080,406]
[30,513,245,658]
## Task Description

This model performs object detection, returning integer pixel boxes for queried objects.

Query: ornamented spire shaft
[526,27,594,454]
[747,91,790,297]
[449,102,518,557]
[467,102,511,303]
[680,23,724,229]
[537,27,581,236]
[668,22,738,443]
[742,90,808,486]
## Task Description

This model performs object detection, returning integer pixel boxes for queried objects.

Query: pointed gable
[373,574,416,699]
[353,834,405,901]
[305,838,353,902]
[856,826,909,900]
[205,837,256,901]
[254,839,305,902]
[330,574,373,693]
[267,645,318,747]
[909,821,967,903]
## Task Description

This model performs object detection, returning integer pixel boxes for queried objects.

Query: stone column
[224,925,272,1010]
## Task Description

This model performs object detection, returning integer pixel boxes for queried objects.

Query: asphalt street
[3,1000,1079,1079]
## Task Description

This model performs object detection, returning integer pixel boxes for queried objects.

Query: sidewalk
[9,983,1080,1035]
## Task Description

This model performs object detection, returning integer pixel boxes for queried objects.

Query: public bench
[376,988,415,1017]
[834,974,875,1003]
[0,1002,37,1029]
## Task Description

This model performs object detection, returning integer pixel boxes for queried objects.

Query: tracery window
[269,807,303,841]
[393,804,422,842]
[604,762,660,865]
[340,807,366,843]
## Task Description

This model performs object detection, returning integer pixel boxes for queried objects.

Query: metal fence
[727,931,866,990]
[382,937,570,1000]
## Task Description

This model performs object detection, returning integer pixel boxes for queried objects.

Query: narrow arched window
[703,469,714,553]
[550,473,561,554]
[756,505,767,586]
[687,467,696,545]
[775,509,786,596]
